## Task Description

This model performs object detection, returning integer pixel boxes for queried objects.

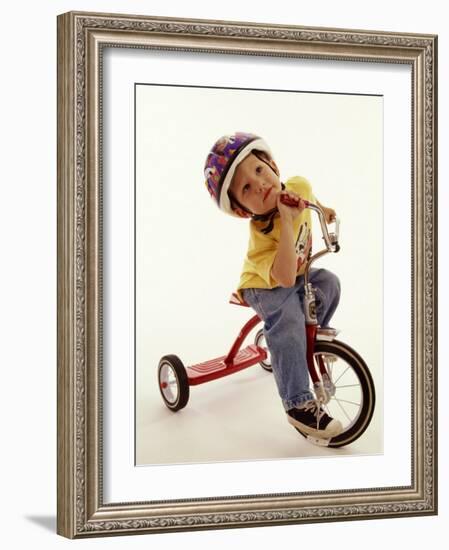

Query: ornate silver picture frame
[57,11,437,538]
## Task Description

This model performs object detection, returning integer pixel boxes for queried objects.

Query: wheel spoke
[333,397,354,423]
[332,397,361,407]
[333,366,350,385]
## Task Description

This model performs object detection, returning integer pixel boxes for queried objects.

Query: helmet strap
[252,183,286,234]
[227,190,253,217]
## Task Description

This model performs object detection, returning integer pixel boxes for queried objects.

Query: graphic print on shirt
[295,222,312,271]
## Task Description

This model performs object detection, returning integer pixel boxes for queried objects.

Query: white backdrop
[0,0,446,549]
[134,70,385,466]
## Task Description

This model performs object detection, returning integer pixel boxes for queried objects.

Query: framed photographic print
[57,11,437,538]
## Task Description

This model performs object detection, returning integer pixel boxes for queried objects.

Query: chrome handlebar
[303,201,340,288]
[305,202,340,253]
[279,195,339,252]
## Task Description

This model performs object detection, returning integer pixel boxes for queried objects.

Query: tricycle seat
[229,292,249,307]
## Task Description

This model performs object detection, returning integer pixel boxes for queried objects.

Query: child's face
[230,153,282,216]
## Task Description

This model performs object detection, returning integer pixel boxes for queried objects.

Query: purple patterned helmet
[204,132,272,216]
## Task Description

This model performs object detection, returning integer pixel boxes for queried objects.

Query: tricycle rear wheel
[254,329,272,372]
[158,355,190,411]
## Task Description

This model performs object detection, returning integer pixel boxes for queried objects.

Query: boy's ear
[233,207,252,219]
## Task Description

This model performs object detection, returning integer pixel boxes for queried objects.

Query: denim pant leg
[243,285,314,411]
[307,268,341,328]
[242,268,340,411]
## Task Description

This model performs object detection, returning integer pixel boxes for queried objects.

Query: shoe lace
[302,400,325,430]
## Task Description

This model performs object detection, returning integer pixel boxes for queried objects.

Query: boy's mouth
[263,187,272,202]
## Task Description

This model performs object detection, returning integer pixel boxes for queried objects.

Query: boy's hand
[277,191,305,224]
[316,200,337,224]
[271,190,305,287]
[322,206,337,224]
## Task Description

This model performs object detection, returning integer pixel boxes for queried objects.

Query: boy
[204,132,342,439]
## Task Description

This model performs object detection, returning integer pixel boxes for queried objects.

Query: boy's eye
[256,165,263,174]
[243,183,250,193]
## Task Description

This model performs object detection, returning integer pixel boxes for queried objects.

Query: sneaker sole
[287,415,343,439]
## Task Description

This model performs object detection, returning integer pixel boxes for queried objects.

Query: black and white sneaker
[287,400,343,438]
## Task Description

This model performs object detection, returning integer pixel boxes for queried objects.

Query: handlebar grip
[279,195,310,208]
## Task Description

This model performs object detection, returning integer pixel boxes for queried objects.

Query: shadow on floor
[25,515,56,533]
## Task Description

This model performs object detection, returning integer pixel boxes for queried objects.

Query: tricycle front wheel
[296,340,375,448]
[158,354,190,411]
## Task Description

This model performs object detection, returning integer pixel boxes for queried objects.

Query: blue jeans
[242,268,340,411]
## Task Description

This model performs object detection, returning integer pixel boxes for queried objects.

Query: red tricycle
[158,199,375,448]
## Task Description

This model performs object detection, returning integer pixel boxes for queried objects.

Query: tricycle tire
[254,329,272,372]
[158,354,190,411]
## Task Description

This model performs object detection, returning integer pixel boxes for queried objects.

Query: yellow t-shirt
[237,176,315,293]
